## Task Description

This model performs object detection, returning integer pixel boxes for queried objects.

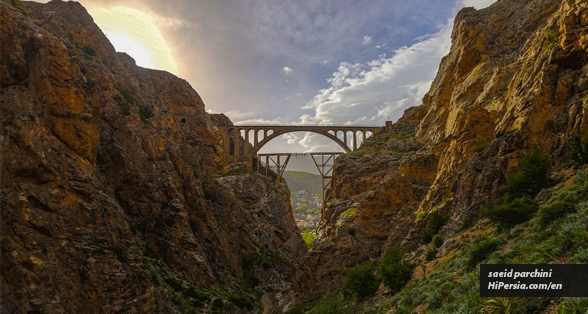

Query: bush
[505,144,551,198]
[301,229,317,251]
[467,238,499,269]
[82,45,97,56]
[113,94,131,115]
[421,211,450,244]
[344,261,380,299]
[138,103,154,121]
[538,201,576,227]
[379,247,415,294]
[426,248,437,261]
[570,133,588,167]
[433,236,444,248]
[483,197,539,228]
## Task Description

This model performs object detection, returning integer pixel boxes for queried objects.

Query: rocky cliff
[1,1,305,313]
[292,0,588,305]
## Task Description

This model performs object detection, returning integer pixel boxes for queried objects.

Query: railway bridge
[218,124,385,165]
[217,123,390,195]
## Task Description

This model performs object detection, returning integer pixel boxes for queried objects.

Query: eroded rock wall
[292,0,588,303]
[1,1,305,312]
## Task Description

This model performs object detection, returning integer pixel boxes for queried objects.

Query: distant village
[291,190,322,230]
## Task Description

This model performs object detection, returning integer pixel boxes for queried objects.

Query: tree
[570,133,588,167]
[378,248,414,294]
[344,262,380,299]
[505,144,551,198]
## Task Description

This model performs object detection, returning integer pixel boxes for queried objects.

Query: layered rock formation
[1,1,305,312]
[292,0,588,303]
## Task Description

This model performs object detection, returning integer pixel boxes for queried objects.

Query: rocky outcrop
[292,106,437,301]
[291,0,588,303]
[1,1,305,312]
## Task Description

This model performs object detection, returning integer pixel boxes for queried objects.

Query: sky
[32,0,496,170]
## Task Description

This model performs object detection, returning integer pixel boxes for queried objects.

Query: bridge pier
[258,152,342,199]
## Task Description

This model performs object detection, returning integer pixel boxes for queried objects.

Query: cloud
[282,66,294,75]
[283,133,298,144]
[361,35,373,45]
[297,19,453,150]
[461,0,496,9]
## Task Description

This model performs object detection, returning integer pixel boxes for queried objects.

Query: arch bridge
[219,124,384,165]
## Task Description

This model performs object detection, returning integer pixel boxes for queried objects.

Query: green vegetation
[11,0,27,15]
[538,201,576,227]
[547,27,560,45]
[341,207,357,219]
[299,169,588,313]
[137,103,154,122]
[340,247,414,301]
[114,88,137,115]
[286,292,363,314]
[425,248,437,261]
[344,261,380,299]
[570,133,588,167]
[483,145,550,228]
[82,45,97,57]
[473,139,489,153]
[301,228,317,251]
[505,144,551,199]
[241,244,294,271]
[482,197,539,228]
[466,237,499,269]
[113,87,153,121]
[160,273,254,312]
[378,247,414,294]
[433,236,444,248]
[555,298,588,313]
[421,211,449,244]
[113,94,131,115]
[283,171,322,195]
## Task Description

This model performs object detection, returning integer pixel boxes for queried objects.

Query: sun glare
[87,6,177,74]
[106,32,156,69]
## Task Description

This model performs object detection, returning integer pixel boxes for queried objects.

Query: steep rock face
[418,0,588,222]
[292,0,588,303]
[1,1,305,312]
[292,106,437,301]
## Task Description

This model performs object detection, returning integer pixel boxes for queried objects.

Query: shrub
[428,292,445,310]
[82,45,97,56]
[538,201,576,227]
[164,277,184,292]
[137,103,154,122]
[379,247,415,294]
[301,229,316,251]
[426,248,437,261]
[467,238,499,269]
[344,261,380,299]
[341,207,357,218]
[421,211,450,243]
[505,144,551,198]
[483,297,522,314]
[433,236,444,248]
[483,197,539,228]
[555,298,588,314]
[570,133,588,167]
[113,94,131,115]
